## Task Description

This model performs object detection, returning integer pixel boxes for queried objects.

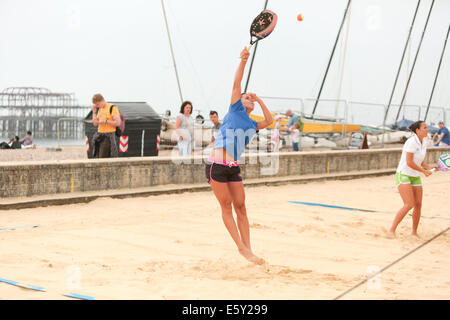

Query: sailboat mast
[161,0,183,103]
[311,0,352,117]
[381,0,420,148]
[394,0,435,123]
[335,1,352,119]
[424,24,450,122]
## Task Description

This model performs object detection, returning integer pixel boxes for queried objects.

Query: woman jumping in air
[206,47,273,264]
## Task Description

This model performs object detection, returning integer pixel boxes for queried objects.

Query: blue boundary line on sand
[63,293,96,300]
[288,201,377,212]
[0,225,39,231]
[0,277,95,300]
[289,201,450,220]
[0,277,45,291]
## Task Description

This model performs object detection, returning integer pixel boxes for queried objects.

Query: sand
[1,173,449,300]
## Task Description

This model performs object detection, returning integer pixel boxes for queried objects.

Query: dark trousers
[0,142,11,149]
[97,137,111,158]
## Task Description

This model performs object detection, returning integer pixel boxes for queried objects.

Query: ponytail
[409,121,424,135]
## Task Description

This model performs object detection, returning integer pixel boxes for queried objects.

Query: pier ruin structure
[0,87,90,139]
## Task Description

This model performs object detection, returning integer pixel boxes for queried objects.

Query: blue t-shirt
[438,127,450,145]
[213,99,258,160]
[287,113,299,135]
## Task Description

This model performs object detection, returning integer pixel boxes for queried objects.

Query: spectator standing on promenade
[201,110,222,156]
[209,110,221,144]
[289,122,301,151]
[174,101,195,156]
[271,115,283,152]
[285,109,299,151]
[91,93,121,158]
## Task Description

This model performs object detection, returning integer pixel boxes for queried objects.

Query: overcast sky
[1,0,449,124]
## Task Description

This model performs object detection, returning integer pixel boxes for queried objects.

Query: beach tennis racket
[436,152,450,171]
[247,10,278,50]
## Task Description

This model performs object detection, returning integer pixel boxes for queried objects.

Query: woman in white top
[270,115,283,152]
[174,101,194,156]
[388,121,437,238]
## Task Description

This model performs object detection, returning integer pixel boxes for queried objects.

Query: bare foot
[381,227,396,239]
[386,232,396,239]
[238,247,265,265]
[411,232,420,238]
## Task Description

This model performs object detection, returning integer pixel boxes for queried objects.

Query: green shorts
[395,172,422,187]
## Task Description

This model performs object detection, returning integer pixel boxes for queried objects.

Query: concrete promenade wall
[1,147,448,199]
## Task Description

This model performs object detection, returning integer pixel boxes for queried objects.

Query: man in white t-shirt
[388,121,437,238]
[209,111,221,144]
[200,110,222,156]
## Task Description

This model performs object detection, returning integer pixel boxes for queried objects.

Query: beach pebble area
[0,143,400,163]
[0,146,181,163]
[0,146,88,163]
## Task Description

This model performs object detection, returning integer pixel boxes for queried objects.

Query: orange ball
[297,13,304,21]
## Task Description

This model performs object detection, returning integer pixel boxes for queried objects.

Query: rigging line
[161,0,183,103]
[424,24,450,121]
[165,1,209,107]
[438,66,450,109]
[309,59,332,99]
[382,0,421,147]
[335,1,352,119]
[312,0,352,117]
[395,0,435,122]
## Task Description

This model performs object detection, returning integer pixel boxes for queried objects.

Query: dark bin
[84,102,162,158]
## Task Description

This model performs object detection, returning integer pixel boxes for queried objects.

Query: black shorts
[205,163,242,184]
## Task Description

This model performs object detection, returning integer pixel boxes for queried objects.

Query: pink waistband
[208,157,239,167]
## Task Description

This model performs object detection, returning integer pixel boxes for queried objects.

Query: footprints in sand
[265,265,313,277]
[343,221,365,228]
[137,259,350,288]
[365,232,381,239]
[297,224,325,234]
[189,260,316,282]
[250,223,271,230]
[322,273,344,282]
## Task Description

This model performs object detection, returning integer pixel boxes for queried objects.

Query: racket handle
[246,44,253,51]
[430,168,436,172]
